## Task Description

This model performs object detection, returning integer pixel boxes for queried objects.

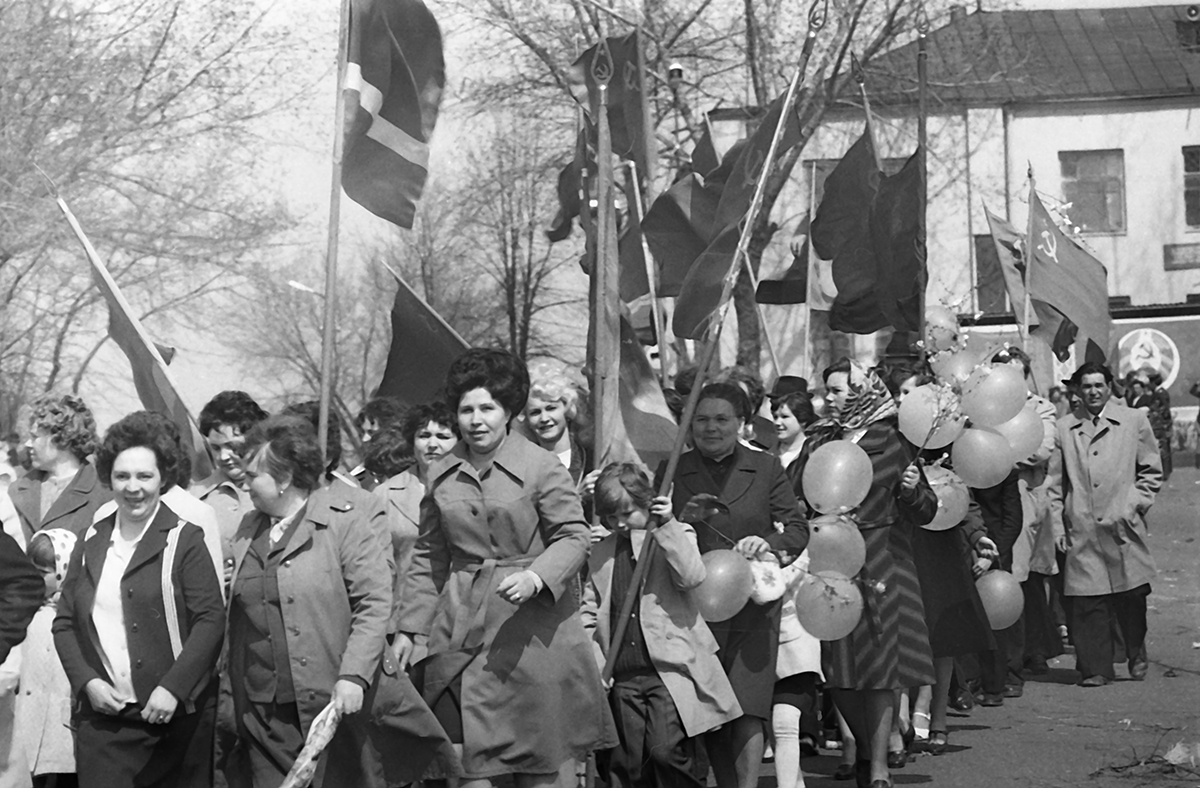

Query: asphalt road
[768,464,1200,788]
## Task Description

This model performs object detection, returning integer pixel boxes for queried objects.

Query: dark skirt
[75,686,216,788]
[911,526,996,658]
[708,598,782,720]
[822,525,936,690]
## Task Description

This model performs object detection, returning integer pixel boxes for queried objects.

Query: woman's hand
[84,678,127,715]
[971,556,993,579]
[975,536,1000,561]
[579,469,602,500]
[332,679,364,716]
[496,570,542,605]
[900,463,921,490]
[649,496,675,525]
[140,686,179,725]
[734,535,771,560]
[392,633,415,670]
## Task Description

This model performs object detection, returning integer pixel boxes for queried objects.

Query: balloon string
[693,519,740,548]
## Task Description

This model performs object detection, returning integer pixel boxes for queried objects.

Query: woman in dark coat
[395,349,615,784]
[796,360,937,788]
[665,382,809,788]
[53,411,225,788]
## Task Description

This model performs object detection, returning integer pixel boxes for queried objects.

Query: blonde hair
[526,360,581,420]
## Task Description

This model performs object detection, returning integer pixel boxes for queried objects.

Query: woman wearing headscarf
[394,348,615,784]
[795,360,937,788]
[53,411,225,788]
[666,382,809,788]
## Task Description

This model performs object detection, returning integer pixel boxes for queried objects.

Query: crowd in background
[0,344,1169,788]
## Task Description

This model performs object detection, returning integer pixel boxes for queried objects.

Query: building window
[1058,149,1125,233]
[973,234,1008,314]
[1185,146,1200,228]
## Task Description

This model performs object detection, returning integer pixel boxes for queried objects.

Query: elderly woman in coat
[224,415,451,788]
[53,411,225,788]
[395,348,615,785]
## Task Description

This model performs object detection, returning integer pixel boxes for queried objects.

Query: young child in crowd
[582,463,741,788]
[16,529,77,788]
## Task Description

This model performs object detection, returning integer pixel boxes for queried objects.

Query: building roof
[853,5,1200,108]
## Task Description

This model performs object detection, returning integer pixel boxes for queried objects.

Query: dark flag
[810,131,880,260]
[618,177,650,302]
[755,234,809,304]
[375,270,469,404]
[869,148,925,333]
[1026,190,1111,360]
[342,0,445,229]
[984,205,1035,325]
[567,32,652,180]
[641,173,721,297]
[671,224,740,339]
[712,97,802,232]
[547,128,594,243]
[690,117,719,179]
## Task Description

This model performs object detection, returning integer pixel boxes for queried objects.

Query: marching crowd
[0,345,1164,788]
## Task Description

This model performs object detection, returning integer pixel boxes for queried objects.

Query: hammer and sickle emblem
[623,61,639,91]
[1037,227,1059,263]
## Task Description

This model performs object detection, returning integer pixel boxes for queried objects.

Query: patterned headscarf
[31,528,77,605]
[806,360,899,445]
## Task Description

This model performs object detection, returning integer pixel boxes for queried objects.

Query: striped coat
[797,420,938,690]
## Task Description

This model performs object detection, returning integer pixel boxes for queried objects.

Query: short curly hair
[280,401,343,476]
[28,394,98,460]
[715,366,766,416]
[243,415,324,493]
[199,391,268,437]
[526,361,581,419]
[445,348,530,417]
[402,401,458,446]
[696,382,751,422]
[355,397,407,433]
[362,426,414,478]
[95,411,191,492]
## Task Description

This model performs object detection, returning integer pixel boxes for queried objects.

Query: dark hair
[673,365,698,397]
[28,394,98,460]
[716,366,766,416]
[1070,362,1114,387]
[95,411,191,492]
[402,401,458,446]
[26,532,56,574]
[696,382,751,421]
[992,346,1032,378]
[243,415,324,492]
[444,348,530,417]
[770,392,816,427]
[280,401,342,476]
[1147,371,1164,388]
[593,462,655,518]
[881,363,933,398]
[199,390,268,437]
[822,357,854,385]
[355,397,407,432]
[362,426,414,478]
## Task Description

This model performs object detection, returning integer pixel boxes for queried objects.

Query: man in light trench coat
[1048,362,1162,687]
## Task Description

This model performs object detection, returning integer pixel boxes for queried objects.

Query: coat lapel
[41,464,98,528]
[230,510,267,586]
[277,501,319,563]
[720,447,757,506]
[7,473,41,536]
[83,515,114,585]
[123,504,177,579]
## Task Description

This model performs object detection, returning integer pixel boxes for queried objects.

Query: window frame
[1184,145,1200,231]
[1057,149,1126,236]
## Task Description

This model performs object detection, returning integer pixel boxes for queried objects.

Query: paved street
[770,463,1200,788]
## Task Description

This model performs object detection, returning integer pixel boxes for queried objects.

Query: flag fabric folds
[869,150,925,333]
[983,205,1035,326]
[567,32,652,180]
[712,98,802,232]
[375,272,469,405]
[342,0,445,229]
[617,314,678,469]
[1026,190,1111,360]
[641,173,721,297]
[670,224,740,339]
[755,235,809,305]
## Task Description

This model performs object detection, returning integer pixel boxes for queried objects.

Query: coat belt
[447,556,536,651]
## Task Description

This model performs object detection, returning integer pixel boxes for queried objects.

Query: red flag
[690,117,719,179]
[375,270,470,404]
[617,314,677,469]
[641,173,720,297]
[1026,190,1111,360]
[712,97,802,232]
[342,0,444,229]
[869,149,925,333]
[670,224,740,340]
[567,32,652,180]
[983,205,1037,327]
[617,177,650,302]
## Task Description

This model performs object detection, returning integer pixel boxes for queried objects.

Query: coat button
[126,589,133,597]
[287,596,294,604]
[300,657,307,666]
[291,627,300,636]
[470,506,478,516]
[135,659,143,668]
[284,560,291,567]
[131,623,138,632]
[309,691,316,700]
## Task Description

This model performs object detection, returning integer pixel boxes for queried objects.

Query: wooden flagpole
[1023,164,1035,348]
[916,2,929,344]
[317,0,353,464]
[603,0,829,682]
[592,39,621,472]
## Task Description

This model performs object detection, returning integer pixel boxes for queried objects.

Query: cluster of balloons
[905,305,1047,489]
[800,440,873,514]
[692,550,756,622]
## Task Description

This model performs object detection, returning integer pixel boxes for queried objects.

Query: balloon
[975,570,1023,630]
[930,349,979,388]
[897,384,966,449]
[693,550,755,622]
[807,514,866,577]
[923,466,970,531]
[960,364,1027,427]
[801,441,874,514]
[795,570,864,640]
[993,403,1045,462]
[951,427,1015,488]
[924,305,960,353]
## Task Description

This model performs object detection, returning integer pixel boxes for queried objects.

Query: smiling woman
[53,411,225,788]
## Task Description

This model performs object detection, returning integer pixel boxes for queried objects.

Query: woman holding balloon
[795,359,937,788]
[666,382,809,788]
